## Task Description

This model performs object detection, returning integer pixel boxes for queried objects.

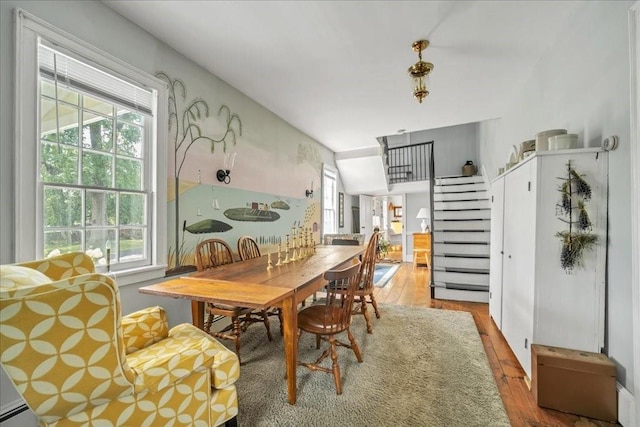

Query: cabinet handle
[500,251,504,255]
[508,255,511,259]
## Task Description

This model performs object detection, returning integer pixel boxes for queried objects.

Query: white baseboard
[618,382,637,427]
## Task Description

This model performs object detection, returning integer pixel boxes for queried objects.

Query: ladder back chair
[237,235,283,333]
[297,260,363,395]
[336,232,381,334]
[237,235,261,261]
[195,238,273,364]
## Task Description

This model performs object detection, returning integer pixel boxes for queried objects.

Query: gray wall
[409,122,478,177]
[478,1,635,391]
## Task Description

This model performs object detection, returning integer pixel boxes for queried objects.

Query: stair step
[433,219,490,231]
[434,200,490,210]
[434,243,490,256]
[434,183,487,193]
[433,255,490,270]
[436,175,484,185]
[434,231,491,244]
[433,271,490,286]
[433,287,489,303]
[434,210,491,220]
[433,191,488,202]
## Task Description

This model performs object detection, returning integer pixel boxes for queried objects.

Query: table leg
[191,300,204,330]
[281,295,297,404]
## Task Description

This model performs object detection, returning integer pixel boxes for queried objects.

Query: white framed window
[15,9,168,284]
[322,165,338,235]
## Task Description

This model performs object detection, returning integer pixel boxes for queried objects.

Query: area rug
[373,263,400,287]
[233,304,510,426]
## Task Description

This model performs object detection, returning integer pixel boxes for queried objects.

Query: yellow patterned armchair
[0,252,239,427]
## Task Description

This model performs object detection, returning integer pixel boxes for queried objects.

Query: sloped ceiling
[104,0,584,153]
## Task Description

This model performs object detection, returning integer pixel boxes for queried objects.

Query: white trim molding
[629,2,640,427]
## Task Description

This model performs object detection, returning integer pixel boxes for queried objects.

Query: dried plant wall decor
[555,161,597,272]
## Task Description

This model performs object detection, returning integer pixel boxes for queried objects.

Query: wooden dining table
[139,244,364,404]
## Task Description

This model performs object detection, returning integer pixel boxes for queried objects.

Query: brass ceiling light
[408,40,433,103]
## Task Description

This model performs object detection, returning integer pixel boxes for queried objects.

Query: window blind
[38,43,153,115]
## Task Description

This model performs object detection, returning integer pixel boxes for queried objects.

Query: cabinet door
[501,160,536,378]
[489,176,504,328]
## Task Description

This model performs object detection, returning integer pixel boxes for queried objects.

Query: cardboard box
[531,344,617,422]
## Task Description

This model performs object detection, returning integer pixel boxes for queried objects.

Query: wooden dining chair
[297,260,363,395]
[195,238,273,364]
[237,235,261,261]
[237,235,283,333]
[334,232,381,334]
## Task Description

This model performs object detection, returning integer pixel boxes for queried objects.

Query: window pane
[84,95,113,116]
[86,229,116,265]
[41,80,79,105]
[117,121,143,158]
[41,143,78,184]
[82,151,112,187]
[120,227,145,261]
[116,157,142,190]
[86,190,116,226]
[117,109,144,125]
[44,229,82,259]
[43,186,82,227]
[41,97,79,145]
[120,193,146,225]
[83,112,113,152]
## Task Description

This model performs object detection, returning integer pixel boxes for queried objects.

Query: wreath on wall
[555,161,597,272]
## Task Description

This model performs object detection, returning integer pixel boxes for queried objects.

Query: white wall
[404,191,430,260]
[478,1,635,392]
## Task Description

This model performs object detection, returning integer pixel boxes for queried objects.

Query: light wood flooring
[373,259,619,427]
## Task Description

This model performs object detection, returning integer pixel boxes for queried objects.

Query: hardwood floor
[373,260,619,427]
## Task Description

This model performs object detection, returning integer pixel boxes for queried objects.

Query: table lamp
[416,208,429,233]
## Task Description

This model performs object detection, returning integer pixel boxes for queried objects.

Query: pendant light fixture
[408,40,434,103]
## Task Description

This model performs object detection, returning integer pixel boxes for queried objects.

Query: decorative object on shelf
[518,140,536,160]
[462,160,477,177]
[416,207,429,233]
[555,161,597,272]
[216,151,236,184]
[535,129,567,152]
[549,134,579,150]
[407,40,434,103]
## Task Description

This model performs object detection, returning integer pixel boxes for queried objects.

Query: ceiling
[103,1,584,154]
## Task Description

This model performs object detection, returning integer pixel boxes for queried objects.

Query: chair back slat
[237,236,261,261]
[358,232,380,293]
[322,260,361,333]
[195,239,235,271]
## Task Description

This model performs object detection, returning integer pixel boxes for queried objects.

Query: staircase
[432,175,491,302]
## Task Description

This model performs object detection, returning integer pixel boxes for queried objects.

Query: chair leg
[224,416,238,427]
[278,308,283,336]
[361,297,373,334]
[368,292,381,319]
[329,337,342,395]
[261,310,273,342]
[204,312,214,333]
[315,334,321,349]
[347,328,363,363]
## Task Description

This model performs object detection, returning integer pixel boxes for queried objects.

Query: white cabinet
[489,176,504,327]
[490,149,607,379]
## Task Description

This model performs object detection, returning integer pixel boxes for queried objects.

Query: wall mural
[157,72,320,274]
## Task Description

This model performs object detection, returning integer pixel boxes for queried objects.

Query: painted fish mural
[183,219,233,234]
[271,200,290,210]
[224,202,281,222]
